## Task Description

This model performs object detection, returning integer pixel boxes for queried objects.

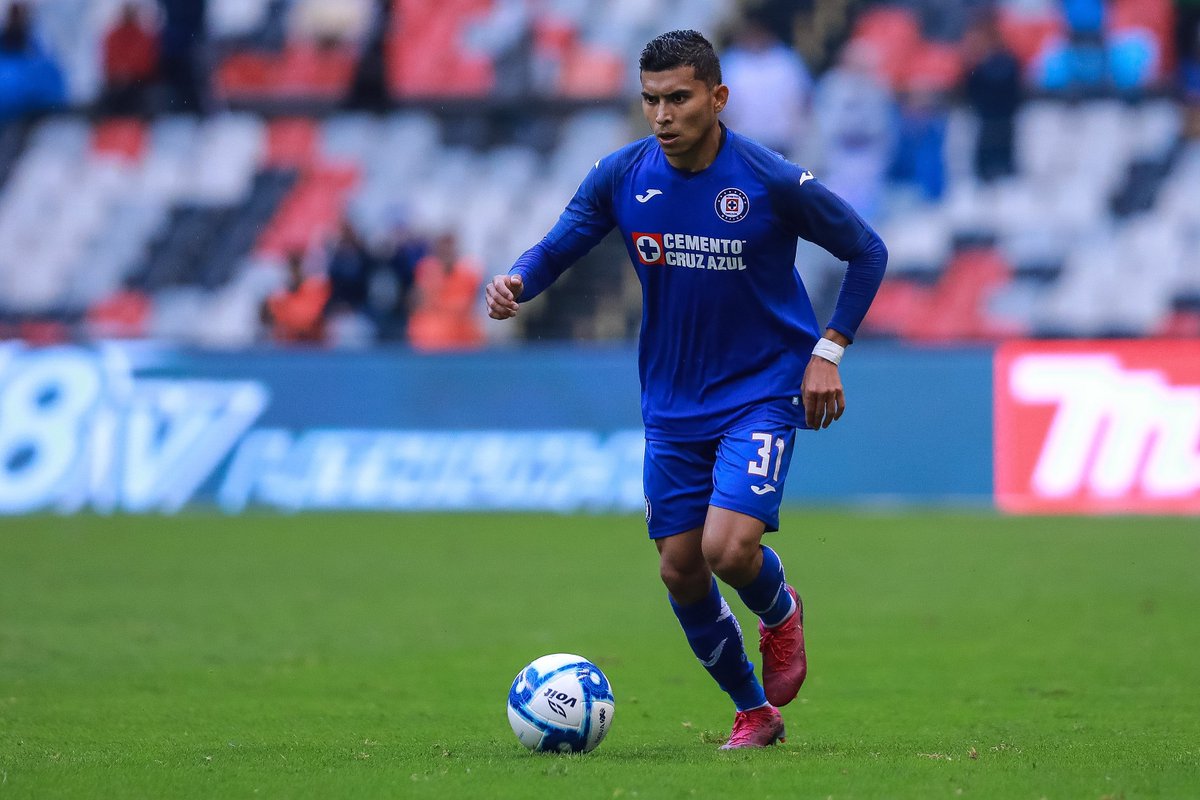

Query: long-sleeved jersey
[510,126,887,441]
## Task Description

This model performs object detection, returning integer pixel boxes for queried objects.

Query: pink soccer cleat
[719,704,786,750]
[759,585,807,707]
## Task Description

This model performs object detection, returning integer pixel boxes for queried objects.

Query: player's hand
[485,274,524,320]
[801,356,845,430]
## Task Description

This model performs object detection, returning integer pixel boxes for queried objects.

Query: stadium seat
[905,247,1013,341]
[387,2,496,98]
[848,6,923,89]
[996,6,1065,68]
[91,119,147,161]
[256,164,360,257]
[558,45,624,99]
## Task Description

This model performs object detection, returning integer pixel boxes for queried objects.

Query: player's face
[640,67,728,171]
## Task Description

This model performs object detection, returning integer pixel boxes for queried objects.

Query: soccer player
[486,30,887,749]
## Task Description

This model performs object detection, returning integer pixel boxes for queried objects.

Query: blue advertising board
[0,342,992,515]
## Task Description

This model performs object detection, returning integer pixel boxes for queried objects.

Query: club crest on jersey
[715,188,749,223]
[632,232,665,265]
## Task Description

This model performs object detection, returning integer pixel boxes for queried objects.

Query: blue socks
[670,578,766,711]
[735,545,795,628]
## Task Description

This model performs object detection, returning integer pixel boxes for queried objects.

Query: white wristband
[812,338,845,366]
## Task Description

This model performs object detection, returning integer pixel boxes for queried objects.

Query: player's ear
[713,83,729,114]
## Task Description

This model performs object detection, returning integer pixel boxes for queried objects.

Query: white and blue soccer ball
[506,653,615,753]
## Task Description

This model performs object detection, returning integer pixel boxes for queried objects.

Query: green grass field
[1,511,1198,799]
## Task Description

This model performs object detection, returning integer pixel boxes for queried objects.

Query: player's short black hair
[639,30,722,87]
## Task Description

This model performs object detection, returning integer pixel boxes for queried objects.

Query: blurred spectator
[964,11,1021,182]
[262,250,330,344]
[0,1,65,122]
[85,279,151,339]
[369,220,425,341]
[890,79,949,201]
[1064,0,1107,35]
[323,218,377,346]
[325,218,372,313]
[1037,27,1160,96]
[1177,0,1200,78]
[720,16,812,158]
[1109,30,1160,92]
[1183,1,1200,129]
[465,0,534,99]
[346,0,391,110]
[810,41,896,221]
[407,233,484,351]
[292,0,373,46]
[101,2,161,115]
[158,0,207,111]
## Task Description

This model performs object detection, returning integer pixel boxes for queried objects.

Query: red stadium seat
[849,6,923,89]
[908,248,1013,341]
[18,319,70,345]
[901,42,963,93]
[214,52,274,97]
[215,44,357,101]
[996,7,1065,68]
[1156,310,1200,338]
[265,117,319,167]
[387,1,495,98]
[91,119,147,161]
[256,163,360,257]
[558,45,624,99]
[277,43,358,98]
[861,279,932,338]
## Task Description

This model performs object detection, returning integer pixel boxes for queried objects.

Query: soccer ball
[506,653,615,753]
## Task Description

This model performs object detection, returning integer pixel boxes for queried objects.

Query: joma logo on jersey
[631,232,747,270]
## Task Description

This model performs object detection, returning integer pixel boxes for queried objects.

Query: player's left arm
[775,171,888,429]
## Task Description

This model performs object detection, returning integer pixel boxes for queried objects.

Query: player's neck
[665,124,725,173]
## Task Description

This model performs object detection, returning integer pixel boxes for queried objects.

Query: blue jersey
[510,126,887,441]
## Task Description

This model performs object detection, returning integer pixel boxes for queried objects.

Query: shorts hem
[647,517,708,540]
[707,500,780,533]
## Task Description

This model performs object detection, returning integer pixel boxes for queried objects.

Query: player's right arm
[486,160,616,320]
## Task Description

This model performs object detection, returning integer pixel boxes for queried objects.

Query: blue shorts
[643,422,797,539]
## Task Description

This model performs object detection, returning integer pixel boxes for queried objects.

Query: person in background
[0,1,66,122]
[810,40,896,222]
[890,74,950,201]
[370,219,425,341]
[325,218,373,314]
[101,2,160,115]
[1182,2,1200,136]
[157,0,206,111]
[964,10,1022,182]
[719,15,811,159]
[323,218,378,346]
[262,250,330,344]
[407,232,484,350]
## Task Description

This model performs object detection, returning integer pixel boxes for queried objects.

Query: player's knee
[659,556,709,601]
[702,536,757,583]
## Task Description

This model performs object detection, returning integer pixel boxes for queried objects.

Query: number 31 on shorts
[748,432,786,481]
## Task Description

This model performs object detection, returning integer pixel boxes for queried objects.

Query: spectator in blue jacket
[0,1,66,121]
